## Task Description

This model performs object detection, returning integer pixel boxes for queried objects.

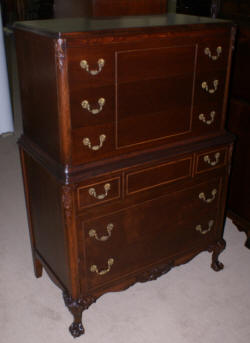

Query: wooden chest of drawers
[15,14,235,337]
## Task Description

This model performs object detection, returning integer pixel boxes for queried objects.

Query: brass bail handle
[203,152,220,166]
[89,223,114,242]
[90,258,114,276]
[196,220,214,235]
[202,80,219,94]
[199,189,217,203]
[80,58,105,75]
[88,183,111,200]
[204,46,222,61]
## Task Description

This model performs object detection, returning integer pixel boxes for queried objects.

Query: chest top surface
[14,13,230,37]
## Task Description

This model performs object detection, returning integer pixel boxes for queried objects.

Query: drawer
[195,147,228,174]
[192,100,223,134]
[80,178,222,290]
[71,123,114,164]
[126,156,192,195]
[77,177,121,209]
[70,85,115,129]
[195,70,227,104]
[67,47,114,88]
[197,34,230,73]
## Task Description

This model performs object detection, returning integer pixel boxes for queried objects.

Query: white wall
[0,7,14,136]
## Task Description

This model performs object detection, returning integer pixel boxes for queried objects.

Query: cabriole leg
[209,239,226,272]
[63,291,96,338]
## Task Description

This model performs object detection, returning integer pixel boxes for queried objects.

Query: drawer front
[195,147,228,174]
[71,123,114,164]
[70,85,115,129]
[80,178,223,290]
[67,47,114,88]
[126,156,192,195]
[77,177,121,209]
[192,70,227,134]
[197,34,230,73]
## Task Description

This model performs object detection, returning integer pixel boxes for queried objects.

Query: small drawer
[67,47,114,89]
[195,70,227,103]
[77,177,121,209]
[197,35,230,73]
[192,102,223,134]
[71,123,114,165]
[69,85,115,129]
[195,148,227,174]
[126,157,192,195]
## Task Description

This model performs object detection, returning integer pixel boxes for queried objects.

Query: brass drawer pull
[196,220,214,235]
[90,258,114,276]
[89,223,114,242]
[204,46,222,60]
[199,111,216,125]
[203,152,220,166]
[80,58,105,75]
[81,98,105,115]
[83,134,106,151]
[199,189,217,203]
[88,183,111,200]
[202,80,219,94]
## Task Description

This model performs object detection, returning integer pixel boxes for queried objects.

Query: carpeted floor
[0,133,250,343]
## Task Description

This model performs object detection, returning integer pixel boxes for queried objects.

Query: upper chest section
[61,26,233,165]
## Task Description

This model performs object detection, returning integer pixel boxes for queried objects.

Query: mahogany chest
[15,14,235,337]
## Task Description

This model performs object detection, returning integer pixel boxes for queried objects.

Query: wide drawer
[126,156,192,195]
[80,177,223,290]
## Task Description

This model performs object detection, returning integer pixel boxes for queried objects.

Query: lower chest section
[75,143,230,293]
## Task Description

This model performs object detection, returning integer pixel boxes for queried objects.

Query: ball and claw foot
[209,239,226,272]
[211,259,224,272]
[69,322,85,338]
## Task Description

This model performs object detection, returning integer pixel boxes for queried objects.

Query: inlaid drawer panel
[195,147,228,174]
[116,76,193,148]
[80,178,222,289]
[77,177,121,209]
[70,85,115,128]
[116,45,196,83]
[126,157,192,195]
[67,47,114,88]
[115,45,196,148]
[197,35,230,72]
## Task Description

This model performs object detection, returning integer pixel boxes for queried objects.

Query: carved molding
[63,291,96,312]
[137,261,174,283]
[62,185,73,221]
[55,38,66,71]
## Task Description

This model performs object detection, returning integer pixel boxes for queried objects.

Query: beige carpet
[0,133,250,343]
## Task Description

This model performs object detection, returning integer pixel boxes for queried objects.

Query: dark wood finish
[227,99,250,247]
[218,2,250,247]
[14,15,235,337]
[54,0,167,18]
